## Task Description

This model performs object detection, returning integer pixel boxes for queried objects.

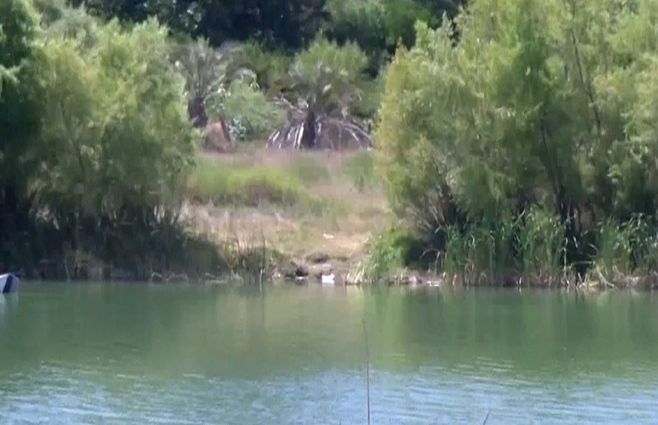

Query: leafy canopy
[290,37,369,114]
[377,0,658,235]
[35,18,194,218]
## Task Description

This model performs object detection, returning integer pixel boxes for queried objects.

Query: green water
[1,283,657,424]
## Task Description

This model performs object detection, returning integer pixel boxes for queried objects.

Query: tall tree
[0,0,44,267]
[74,0,328,48]
[376,0,658,261]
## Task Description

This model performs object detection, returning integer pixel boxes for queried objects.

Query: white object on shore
[321,273,335,285]
[0,273,19,294]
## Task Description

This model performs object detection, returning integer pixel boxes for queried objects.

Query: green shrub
[1,3,203,277]
[324,0,463,69]
[324,0,388,70]
[359,230,410,283]
[36,19,194,216]
[353,76,383,120]
[215,79,285,141]
[376,0,658,282]
[237,41,292,94]
[442,219,516,285]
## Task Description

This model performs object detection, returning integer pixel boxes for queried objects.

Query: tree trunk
[300,109,316,149]
[187,96,208,128]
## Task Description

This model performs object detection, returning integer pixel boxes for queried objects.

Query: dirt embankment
[183,148,389,283]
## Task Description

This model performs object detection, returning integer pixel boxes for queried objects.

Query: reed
[362,319,371,425]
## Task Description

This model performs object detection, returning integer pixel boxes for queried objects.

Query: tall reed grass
[361,209,658,287]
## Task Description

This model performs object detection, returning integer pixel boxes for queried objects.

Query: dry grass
[183,147,389,274]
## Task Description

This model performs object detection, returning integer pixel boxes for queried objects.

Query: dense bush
[1,0,48,268]
[72,0,462,54]
[377,0,658,283]
[234,41,292,95]
[73,0,327,49]
[325,0,463,67]
[36,19,194,218]
[324,0,388,70]
[206,79,285,141]
[0,0,202,278]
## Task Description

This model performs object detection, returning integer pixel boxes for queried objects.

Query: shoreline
[19,244,658,291]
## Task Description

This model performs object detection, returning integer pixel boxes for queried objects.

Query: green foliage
[591,215,658,285]
[0,0,41,166]
[0,0,43,265]
[380,0,446,47]
[516,208,566,284]
[439,209,566,286]
[74,0,463,57]
[324,0,388,69]
[325,0,463,69]
[235,41,292,94]
[593,219,633,285]
[35,0,100,47]
[440,218,517,285]
[74,0,327,50]
[0,0,36,69]
[171,38,240,126]
[173,39,288,135]
[353,76,383,119]
[207,79,285,141]
[377,0,658,283]
[351,228,425,284]
[290,37,369,114]
[35,18,194,219]
[0,2,200,278]
[358,230,408,283]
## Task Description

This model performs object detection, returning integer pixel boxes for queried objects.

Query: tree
[376,0,658,269]
[324,0,465,70]
[0,0,219,277]
[268,38,373,150]
[34,19,194,237]
[290,37,368,115]
[0,0,44,266]
[171,38,241,127]
[73,0,328,49]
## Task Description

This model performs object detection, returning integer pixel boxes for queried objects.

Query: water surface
[1,283,657,424]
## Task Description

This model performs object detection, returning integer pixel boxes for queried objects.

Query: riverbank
[11,145,658,290]
[180,148,658,291]
[181,148,389,285]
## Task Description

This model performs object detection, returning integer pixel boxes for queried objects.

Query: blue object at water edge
[1,273,19,294]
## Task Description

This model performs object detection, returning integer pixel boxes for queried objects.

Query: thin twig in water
[362,319,371,425]
[481,409,491,425]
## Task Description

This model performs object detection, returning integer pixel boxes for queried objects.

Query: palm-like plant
[170,38,242,127]
[268,38,373,150]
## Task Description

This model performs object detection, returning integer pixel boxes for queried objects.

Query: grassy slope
[182,148,389,281]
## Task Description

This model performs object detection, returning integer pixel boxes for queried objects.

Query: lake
[1,283,657,424]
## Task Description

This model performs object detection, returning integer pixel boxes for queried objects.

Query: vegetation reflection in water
[1,283,657,424]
